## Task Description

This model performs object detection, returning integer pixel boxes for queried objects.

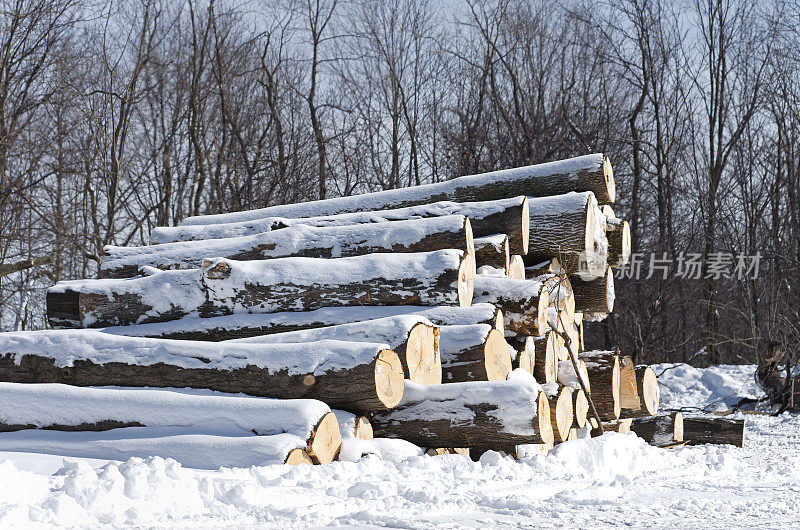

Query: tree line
[1,0,799,368]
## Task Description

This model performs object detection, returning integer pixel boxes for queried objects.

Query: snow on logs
[473,276,549,335]
[47,250,475,328]
[683,416,744,448]
[438,324,512,382]
[229,315,441,385]
[176,154,613,227]
[629,412,683,447]
[606,219,631,267]
[332,410,374,440]
[579,350,621,421]
[526,192,608,275]
[473,234,510,273]
[371,370,554,450]
[0,382,342,464]
[101,215,475,279]
[0,331,405,414]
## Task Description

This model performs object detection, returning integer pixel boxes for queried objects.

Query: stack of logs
[0,153,744,464]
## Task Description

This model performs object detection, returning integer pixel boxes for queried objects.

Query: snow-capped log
[532,333,560,384]
[473,234,510,272]
[176,154,613,228]
[100,303,502,342]
[101,216,475,279]
[0,382,342,464]
[473,276,550,335]
[619,366,659,419]
[47,250,475,328]
[525,192,608,275]
[682,416,744,448]
[227,315,441,385]
[579,351,621,420]
[544,384,574,443]
[557,359,591,394]
[0,331,405,414]
[153,197,531,256]
[525,258,562,278]
[536,273,575,324]
[508,255,525,280]
[438,325,511,382]
[371,370,554,449]
[630,412,683,447]
[332,410,373,440]
[570,266,615,314]
[607,220,631,267]
[617,355,641,410]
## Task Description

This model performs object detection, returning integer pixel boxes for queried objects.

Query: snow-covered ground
[2,364,800,528]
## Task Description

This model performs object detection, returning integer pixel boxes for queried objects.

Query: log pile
[0,152,744,465]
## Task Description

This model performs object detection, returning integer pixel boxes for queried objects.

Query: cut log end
[551,386,574,443]
[464,217,475,257]
[458,253,476,307]
[521,197,530,255]
[354,416,374,440]
[494,309,504,334]
[674,412,684,443]
[603,156,616,204]
[537,287,551,335]
[533,334,557,384]
[573,388,589,429]
[307,411,342,464]
[484,328,513,381]
[618,356,641,410]
[536,391,555,446]
[284,448,314,465]
[406,323,441,385]
[640,367,659,415]
[375,349,405,409]
[508,255,525,280]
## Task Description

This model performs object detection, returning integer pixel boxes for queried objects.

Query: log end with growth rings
[483,328,513,381]
[284,448,314,465]
[573,388,589,429]
[673,412,684,443]
[374,349,406,409]
[457,253,476,307]
[354,416,374,440]
[493,309,504,334]
[536,391,555,446]
[639,366,659,415]
[464,217,475,258]
[306,411,343,464]
[551,386,574,443]
[536,287,551,336]
[602,156,616,204]
[406,323,442,385]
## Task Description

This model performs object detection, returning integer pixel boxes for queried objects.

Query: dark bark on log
[473,276,549,335]
[683,416,745,447]
[607,220,631,268]
[570,267,615,314]
[630,412,683,447]
[580,351,620,421]
[439,325,511,382]
[473,234,510,272]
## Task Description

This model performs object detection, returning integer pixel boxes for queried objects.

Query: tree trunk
[177,153,614,226]
[580,351,620,420]
[439,325,511,382]
[630,412,683,447]
[607,219,631,267]
[103,215,475,279]
[228,315,441,385]
[371,374,554,449]
[570,266,615,315]
[619,366,660,418]
[48,250,475,328]
[683,416,744,447]
[473,276,550,335]
[0,332,405,415]
[473,234,509,272]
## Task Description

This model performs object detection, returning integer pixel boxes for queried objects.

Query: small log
[619,366,660,419]
[473,276,550,335]
[371,371,554,449]
[177,154,613,225]
[580,351,621,420]
[0,331,405,415]
[332,410,374,440]
[537,273,575,324]
[507,255,526,280]
[570,266,615,314]
[473,234,510,272]
[0,382,342,464]
[572,388,589,429]
[229,315,441,385]
[618,355,641,410]
[532,333,559,384]
[630,412,683,447]
[439,325,511,382]
[525,192,608,274]
[682,416,745,447]
[607,220,631,267]
[509,336,534,374]
[594,418,632,436]
[285,449,315,465]
[546,385,574,443]
[102,215,475,279]
[48,250,475,328]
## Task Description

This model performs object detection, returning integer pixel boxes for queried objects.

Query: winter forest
[1,0,798,368]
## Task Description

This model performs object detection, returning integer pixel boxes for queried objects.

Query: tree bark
[473,276,550,335]
[683,416,744,448]
[570,266,615,314]
[439,325,511,382]
[532,333,560,384]
[473,234,509,272]
[630,412,683,447]
[579,351,620,420]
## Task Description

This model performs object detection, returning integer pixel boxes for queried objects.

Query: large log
[683,416,745,447]
[473,276,549,335]
[473,234,510,272]
[607,219,631,267]
[103,216,475,279]
[228,315,441,385]
[0,331,404,414]
[0,382,341,463]
[525,192,608,275]
[371,371,554,449]
[570,266,615,314]
[580,351,621,420]
[48,250,475,328]
[177,154,614,226]
[154,197,530,256]
[439,325,511,382]
[557,359,591,394]
[619,366,660,419]
[100,303,502,342]
[630,412,683,447]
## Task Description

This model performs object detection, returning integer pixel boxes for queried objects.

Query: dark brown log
[473,234,510,272]
[570,266,615,314]
[619,366,660,418]
[177,154,613,226]
[102,216,475,279]
[683,416,745,447]
[473,276,550,335]
[630,412,683,447]
[532,333,560,383]
[607,220,631,268]
[439,325,511,382]
[48,250,475,328]
[0,333,405,415]
[371,375,554,449]
[580,351,620,421]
